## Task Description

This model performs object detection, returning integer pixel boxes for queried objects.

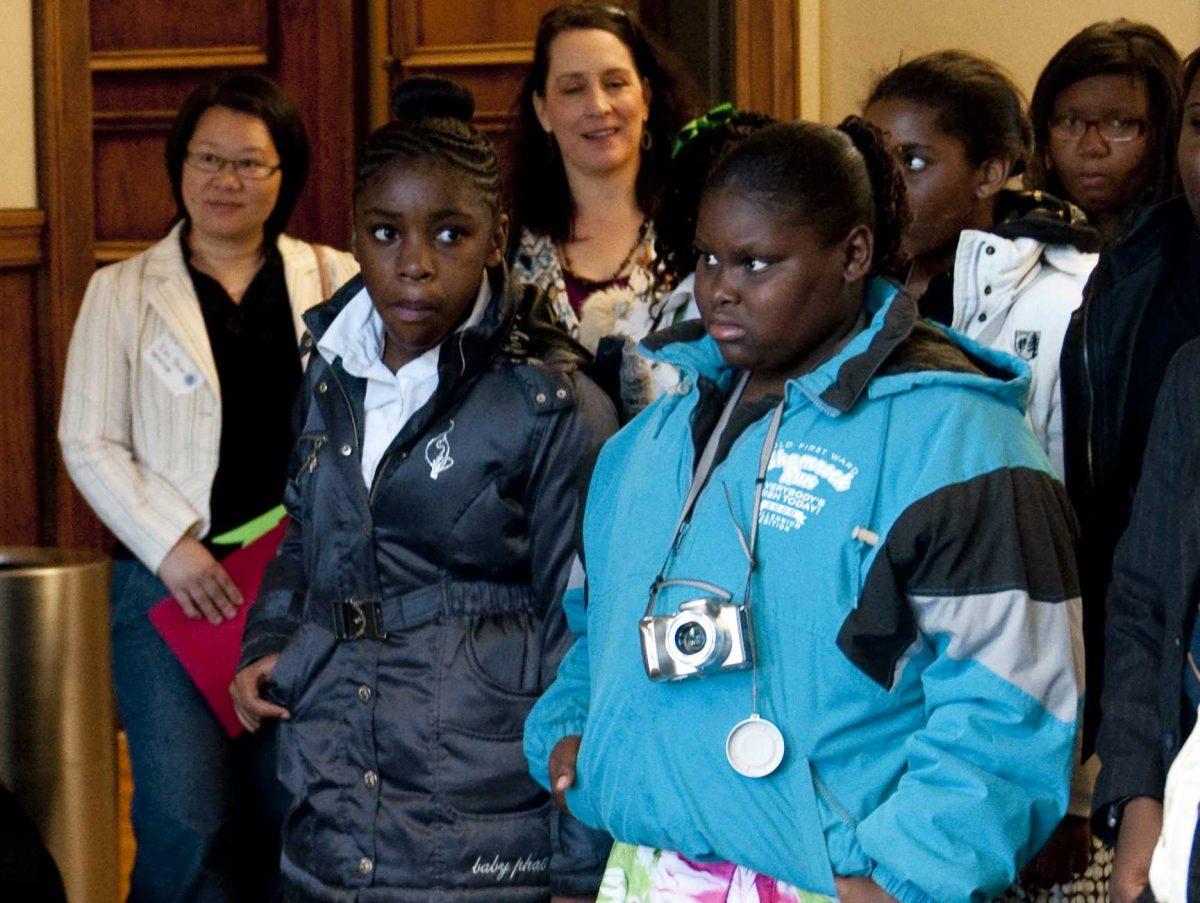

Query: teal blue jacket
[525,280,1083,903]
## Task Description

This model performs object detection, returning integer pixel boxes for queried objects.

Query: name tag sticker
[143,333,204,396]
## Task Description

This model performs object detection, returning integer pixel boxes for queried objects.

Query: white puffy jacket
[949,228,1097,478]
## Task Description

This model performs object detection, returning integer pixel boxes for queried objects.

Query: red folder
[149,521,289,737]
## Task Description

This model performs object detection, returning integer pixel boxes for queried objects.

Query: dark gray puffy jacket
[240,266,618,901]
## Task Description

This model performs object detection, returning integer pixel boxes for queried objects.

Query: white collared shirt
[317,278,489,487]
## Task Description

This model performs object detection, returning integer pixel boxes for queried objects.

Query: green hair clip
[671,102,739,158]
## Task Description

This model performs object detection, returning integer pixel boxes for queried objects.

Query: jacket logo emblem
[768,448,856,492]
[1014,330,1041,361]
[760,444,859,534]
[424,420,455,480]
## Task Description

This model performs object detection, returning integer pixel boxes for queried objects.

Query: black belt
[326,580,536,640]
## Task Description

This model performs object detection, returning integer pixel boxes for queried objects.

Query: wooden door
[90,0,364,263]
[375,0,640,170]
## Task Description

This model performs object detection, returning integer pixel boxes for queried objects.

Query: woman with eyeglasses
[1029,20,1183,247]
[1046,28,1200,900]
[59,73,357,900]
[508,2,693,417]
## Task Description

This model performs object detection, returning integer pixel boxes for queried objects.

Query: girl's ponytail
[836,115,910,275]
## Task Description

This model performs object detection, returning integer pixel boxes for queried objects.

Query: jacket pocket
[811,766,874,879]
[267,621,327,710]
[438,614,548,818]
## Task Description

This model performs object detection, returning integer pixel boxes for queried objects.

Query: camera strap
[645,370,785,621]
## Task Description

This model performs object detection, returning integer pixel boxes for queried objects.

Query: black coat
[1092,337,1200,843]
[1060,197,1200,753]
[241,267,618,900]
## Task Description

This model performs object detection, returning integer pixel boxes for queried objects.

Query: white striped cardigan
[58,222,359,571]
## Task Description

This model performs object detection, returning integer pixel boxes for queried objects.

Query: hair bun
[391,77,475,123]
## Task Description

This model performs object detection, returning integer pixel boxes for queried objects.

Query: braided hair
[704,117,909,275]
[356,77,501,213]
[655,105,776,287]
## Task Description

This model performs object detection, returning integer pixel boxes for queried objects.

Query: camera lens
[674,621,709,656]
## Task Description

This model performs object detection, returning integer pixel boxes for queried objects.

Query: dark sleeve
[238,369,314,670]
[1092,341,1200,838]
[0,786,66,903]
[523,370,617,897]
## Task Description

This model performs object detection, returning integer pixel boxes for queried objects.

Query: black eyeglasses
[184,150,281,180]
[1049,114,1149,144]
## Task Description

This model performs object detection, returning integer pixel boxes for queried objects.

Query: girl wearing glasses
[59,74,358,900]
[1048,29,1197,879]
[1029,20,1183,248]
[1088,46,1200,903]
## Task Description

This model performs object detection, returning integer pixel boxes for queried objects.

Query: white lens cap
[725,715,785,778]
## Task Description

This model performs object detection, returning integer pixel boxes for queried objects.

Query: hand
[1111,797,1163,903]
[158,536,243,624]
[549,734,582,812]
[834,876,898,903]
[230,654,290,732]
[1019,814,1092,888]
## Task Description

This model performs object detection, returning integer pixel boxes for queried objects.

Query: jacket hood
[301,263,592,373]
[641,276,1031,416]
[992,189,1100,253]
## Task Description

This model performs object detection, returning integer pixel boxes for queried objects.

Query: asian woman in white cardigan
[58,74,357,901]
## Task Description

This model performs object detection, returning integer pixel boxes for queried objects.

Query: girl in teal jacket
[525,119,1084,903]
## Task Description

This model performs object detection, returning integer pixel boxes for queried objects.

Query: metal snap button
[364,770,378,789]
[555,387,567,400]
[535,392,547,404]
[358,857,373,876]
[340,444,353,456]
[317,381,328,394]
[985,246,996,255]
[358,685,372,703]
[983,285,993,295]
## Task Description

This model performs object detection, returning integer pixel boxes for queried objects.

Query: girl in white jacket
[863,50,1099,479]
[864,50,1101,903]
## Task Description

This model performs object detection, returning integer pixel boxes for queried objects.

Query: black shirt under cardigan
[184,234,301,543]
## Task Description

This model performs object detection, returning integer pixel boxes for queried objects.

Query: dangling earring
[641,129,653,152]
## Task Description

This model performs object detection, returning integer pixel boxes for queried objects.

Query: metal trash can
[0,547,117,903]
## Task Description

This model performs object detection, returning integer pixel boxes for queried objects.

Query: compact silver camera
[640,597,753,681]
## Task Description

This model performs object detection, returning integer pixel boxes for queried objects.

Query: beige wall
[817,0,1200,121]
[0,0,37,208]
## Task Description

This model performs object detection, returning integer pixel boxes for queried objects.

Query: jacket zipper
[1081,291,1097,491]
[812,770,858,830]
[299,434,327,473]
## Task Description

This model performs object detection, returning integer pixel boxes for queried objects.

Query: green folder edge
[210,504,288,549]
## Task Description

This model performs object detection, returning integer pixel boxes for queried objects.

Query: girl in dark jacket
[1092,47,1200,903]
[231,78,617,902]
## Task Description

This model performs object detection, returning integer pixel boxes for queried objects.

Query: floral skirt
[598,842,834,903]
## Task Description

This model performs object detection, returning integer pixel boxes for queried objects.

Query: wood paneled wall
[0,209,45,545]
[91,0,363,261]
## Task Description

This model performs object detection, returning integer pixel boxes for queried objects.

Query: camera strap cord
[644,369,787,723]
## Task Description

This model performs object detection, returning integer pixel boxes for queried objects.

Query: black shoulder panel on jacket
[837,466,1080,688]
